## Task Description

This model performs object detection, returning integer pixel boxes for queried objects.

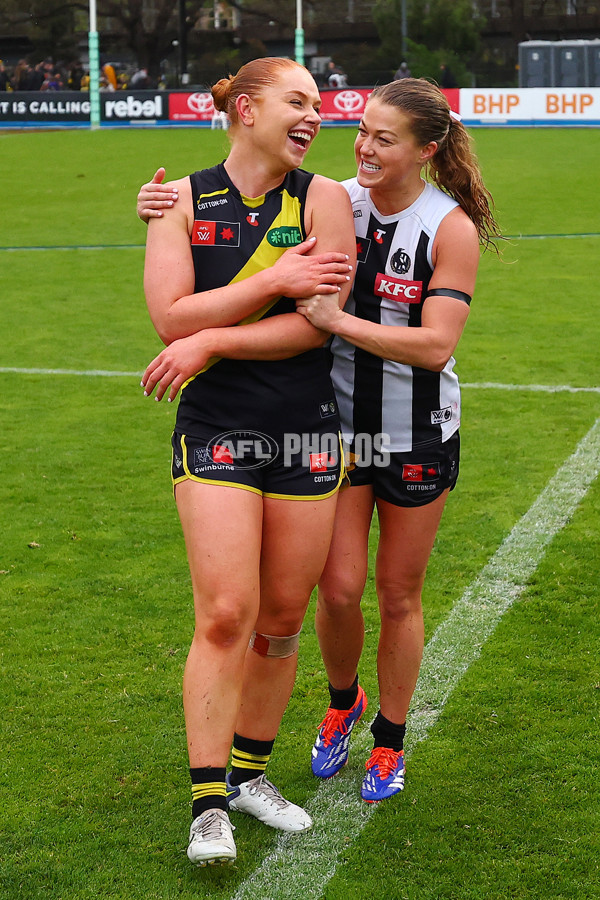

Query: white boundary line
[0,232,598,252]
[0,367,142,377]
[231,417,600,900]
[1,369,599,394]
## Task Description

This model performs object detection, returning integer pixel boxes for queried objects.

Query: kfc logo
[374,273,422,303]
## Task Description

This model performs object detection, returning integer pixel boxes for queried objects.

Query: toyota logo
[333,90,365,113]
[187,92,215,114]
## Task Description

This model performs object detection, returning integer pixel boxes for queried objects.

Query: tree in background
[373,0,484,86]
[0,0,206,84]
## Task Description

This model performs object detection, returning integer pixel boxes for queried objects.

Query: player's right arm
[143,176,353,345]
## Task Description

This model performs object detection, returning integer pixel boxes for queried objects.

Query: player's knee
[249,629,301,659]
[197,596,255,649]
[318,579,363,616]
[377,580,422,622]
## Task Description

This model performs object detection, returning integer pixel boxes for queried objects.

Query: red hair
[212,57,309,126]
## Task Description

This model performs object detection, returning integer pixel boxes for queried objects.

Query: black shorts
[172,428,344,500]
[346,431,460,508]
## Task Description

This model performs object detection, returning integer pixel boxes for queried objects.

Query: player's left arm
[299,207,478,372]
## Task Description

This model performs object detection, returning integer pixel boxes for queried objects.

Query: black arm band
[425,288,472,306]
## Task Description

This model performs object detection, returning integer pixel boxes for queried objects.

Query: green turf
[1,127,599,900]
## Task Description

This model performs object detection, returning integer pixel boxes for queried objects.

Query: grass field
[1,125,599,900]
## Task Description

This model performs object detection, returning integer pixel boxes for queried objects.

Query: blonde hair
[212,57,309,126]
[370,79,502,252]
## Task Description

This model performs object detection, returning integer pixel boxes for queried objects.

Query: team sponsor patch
[402,462,441,483]
[310,452,336,473]
[193,447,212,467]
[319,400,337,419]
[266,226,302,247]
[374,273,422,303]
[431,407,453,425]
[191,220,240,246]
[355,235,371,263]
[211,443,235,465]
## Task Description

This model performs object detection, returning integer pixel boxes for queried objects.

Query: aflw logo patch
[192,221,240,246]
[374,273,422,303]
[402,462,440,483]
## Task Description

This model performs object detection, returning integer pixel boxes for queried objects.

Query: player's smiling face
[254,68,322,165]
[354,99,431,190]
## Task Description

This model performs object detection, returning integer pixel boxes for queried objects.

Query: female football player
[141,57,355,865]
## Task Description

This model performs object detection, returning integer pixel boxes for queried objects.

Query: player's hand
[137,168,179,223]
[272,236,353,297]
[296,293,346,332]
[141,332,212,403]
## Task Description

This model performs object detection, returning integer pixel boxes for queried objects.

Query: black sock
[370,710,406,752]
[328,674,359,710]
[229,733,274,786]
[190,766,227,818]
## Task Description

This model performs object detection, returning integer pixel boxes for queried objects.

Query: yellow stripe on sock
[191,782,227,801]
[231,749,271,763]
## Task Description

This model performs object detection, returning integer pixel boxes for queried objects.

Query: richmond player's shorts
[171,428,344,500]
[346,431,460,508]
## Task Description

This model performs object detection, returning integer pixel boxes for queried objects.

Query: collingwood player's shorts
[171,428,344,501]
[346,431,460,508]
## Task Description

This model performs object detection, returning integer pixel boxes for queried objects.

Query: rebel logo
[402,462,440,482]
[192,220,240,246]
[374,273,422,303]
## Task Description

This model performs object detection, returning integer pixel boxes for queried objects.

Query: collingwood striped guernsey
[330,178,462,453]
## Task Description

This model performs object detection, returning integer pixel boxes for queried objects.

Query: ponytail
[428,116,500,253]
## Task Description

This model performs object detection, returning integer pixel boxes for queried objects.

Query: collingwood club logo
[391,248,411,275]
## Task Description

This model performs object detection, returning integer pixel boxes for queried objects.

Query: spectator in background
[12,60,30,90]
[393,61,411,80]
[103,63,118,90]
[0,60,11,91]
[326,60,348,88]
[439,63,457,88]
[130,67,150,89]
[28,62,46,91]
[42,70,63,91]
[68,60,84,90]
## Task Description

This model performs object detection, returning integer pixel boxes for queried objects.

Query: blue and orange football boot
[311,686,367,778]
[361,746,405,802]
